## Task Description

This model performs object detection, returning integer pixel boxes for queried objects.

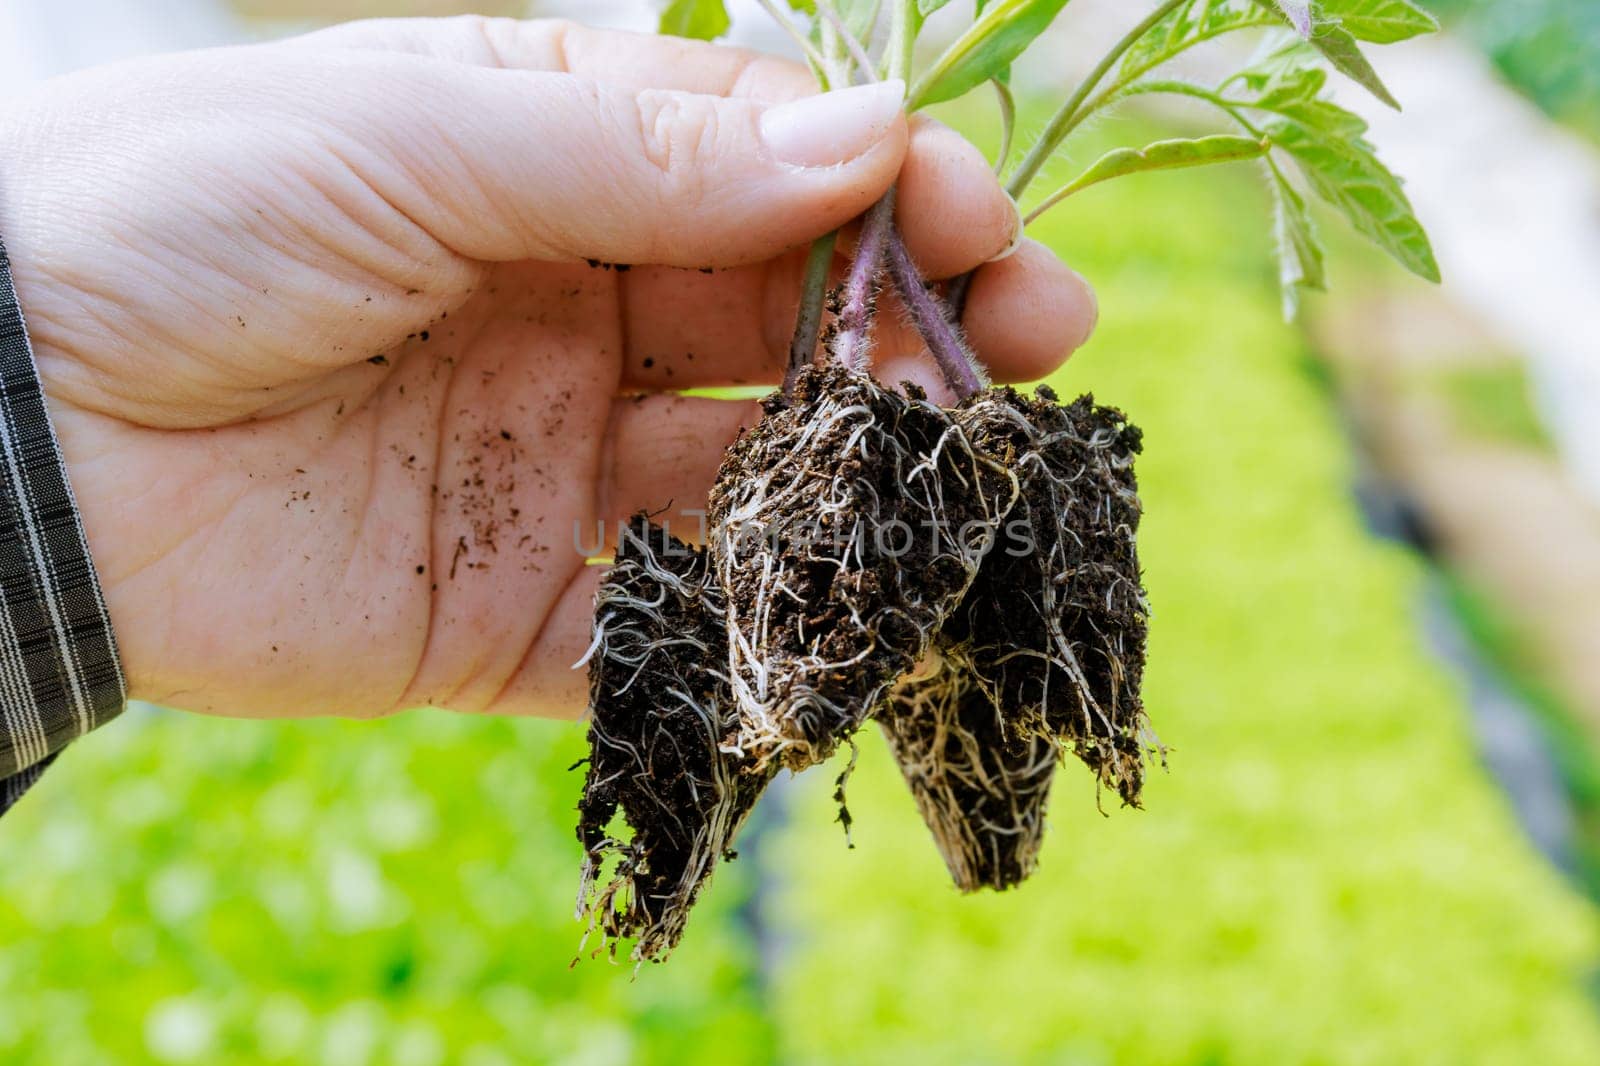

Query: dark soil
[575,375,1153,962]
[707,366,1017,772]
[947,386,1154,805]
[879,648,1057,891]
[575,517,775,963]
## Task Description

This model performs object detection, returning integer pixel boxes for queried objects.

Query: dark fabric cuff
[0,234,127,800]
[1,750,60,815]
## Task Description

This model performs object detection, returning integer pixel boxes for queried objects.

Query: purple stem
[885,229,989,400]
[832,188,898,371]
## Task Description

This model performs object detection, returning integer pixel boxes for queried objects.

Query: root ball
[879,649,1057,891]
[576,518,775,963]
[708,366,1017,772]
[949,386,1155,805]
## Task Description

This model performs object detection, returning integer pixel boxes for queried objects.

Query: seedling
[578,0,1440,964]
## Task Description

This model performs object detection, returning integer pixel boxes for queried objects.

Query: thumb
[361,69,908,268]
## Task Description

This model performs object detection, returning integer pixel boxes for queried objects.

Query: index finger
[291,16,819,100]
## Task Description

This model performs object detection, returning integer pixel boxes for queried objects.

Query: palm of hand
[0,20,1093,720]
[45,242,716,719]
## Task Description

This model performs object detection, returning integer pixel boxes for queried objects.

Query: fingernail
[1073,269,1099,348]
[760,80,905,168]
[987,194,1026,262]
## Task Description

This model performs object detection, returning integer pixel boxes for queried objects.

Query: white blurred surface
[1346,39,1600,502]
[0,0,241,91]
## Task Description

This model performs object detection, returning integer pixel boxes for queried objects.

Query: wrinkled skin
[0,17,1096,720]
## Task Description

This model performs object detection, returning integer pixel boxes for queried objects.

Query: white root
[709,368,1020,773]
[879,648,1057,892]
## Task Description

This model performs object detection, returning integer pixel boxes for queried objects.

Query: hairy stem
[886,228,988,400]
[1007,0,1186,199]
[885,0,919,84]
[785,232,840,393]
[816,1,877,81]
[1119,79,1267,135]
[832,188,899,371]
[756,0,841,83]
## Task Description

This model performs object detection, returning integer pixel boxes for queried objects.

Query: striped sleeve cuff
[0,234,126,813]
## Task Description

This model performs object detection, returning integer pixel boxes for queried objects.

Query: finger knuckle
[632,90,722,195]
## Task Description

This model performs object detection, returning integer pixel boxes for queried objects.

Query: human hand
[0,17,1097,720]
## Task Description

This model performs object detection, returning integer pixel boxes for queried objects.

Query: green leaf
[1319,0,1439,44]
[1265,113,1438,281]
[1027,134,1270,219]
[1308,21,1399,108]
[1238,62,1366,134]
[911,0,1071,108]
[842,0,885,37]
[1214,50,1435,281]
[918,0,954,14]
[991,76,1018,175]
[1251,2,1400,107]
[799,0,884,39]
[1267,161,1326,318]
[659,0,731,40]
[1120,1,1276,83]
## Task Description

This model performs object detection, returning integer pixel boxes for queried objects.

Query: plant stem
[885,229,988,400]
[816,1,877,81]
[1119,79,1266,134]
[832,189,899,371]
[756,0,840,83]
[785,232,839,393]
[1006,0,1186,199]
[990,77,1018,177]
[885,0,918,85]
[777,0,850,398]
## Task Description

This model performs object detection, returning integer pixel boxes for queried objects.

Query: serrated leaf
[1252,65,1328,108]
[1251,1,1400,108]
[804,0,882,38]
[1268,162,1326,318]
[1267,116,1438,281]
[659,0,731,40]
[1308,22,1399,108]
[843,0,884,37]
[1241,63,1367,134]
[1029,135,1270,218]
[1120,0,1275,82]
[1319,0,1439,44]
[911,0,1071,108]
[1220,51,1435,280]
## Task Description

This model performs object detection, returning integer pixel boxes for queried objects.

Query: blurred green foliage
[0,710,774,1064]
[1428,362,1556,453]
[1,103,1599,1066]
[771,109,1600,1064]
[1432,0,1600,140]
[1443,573,1600,899]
